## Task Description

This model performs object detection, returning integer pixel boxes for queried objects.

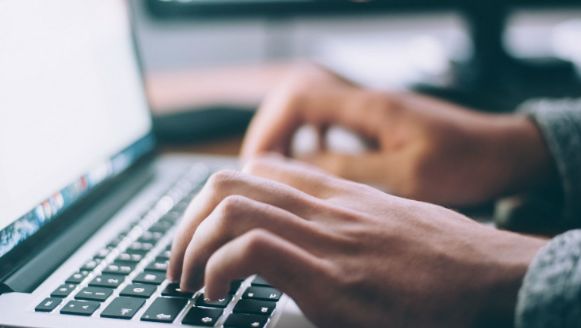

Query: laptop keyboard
[34,164,283,328]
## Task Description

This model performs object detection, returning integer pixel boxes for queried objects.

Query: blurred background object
[131,0,581,144]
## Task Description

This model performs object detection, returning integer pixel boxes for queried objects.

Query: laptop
[0,1,315,327]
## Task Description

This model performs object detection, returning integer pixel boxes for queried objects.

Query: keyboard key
[75,287,113,302]
[242,287,281,302]
[229,280,243,294]
[141,297,187,323]
[35,297,62,312]
[60,300,100,316]
[126,242,154,255]
[161,283,194,298]
[51,284,77,298]
[137,231,164,244]
[94,248,111,259]
[148,221,173,233]
[65,271,89,284]
[145,259,169,272]
[195,293,232,308]
[156,249,171,261]
[101,297,145,319]
[182,307,223,326]
[233,299,275,316]
[120,283,157,298]
[251,276,273,287]
[81,259,101,271]
[89,274,124,288]
[116,252,144,263]
[102,261,136,275]
[133,271,165,285]
[224,314,268,328]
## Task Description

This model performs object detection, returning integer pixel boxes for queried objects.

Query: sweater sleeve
[514,98,581,327]
[515,229,581,328]
[517,98,581,227]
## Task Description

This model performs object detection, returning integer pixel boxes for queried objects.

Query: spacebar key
[141,297,187,323]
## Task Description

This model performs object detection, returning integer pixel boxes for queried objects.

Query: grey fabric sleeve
[515,229,581,328]
[514,98,581,327]
[517,98,581,227]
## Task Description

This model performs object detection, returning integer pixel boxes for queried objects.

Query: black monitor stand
[416,4,581,112]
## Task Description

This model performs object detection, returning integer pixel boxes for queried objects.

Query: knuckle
[207,170,241,190]
[244,154,284,175]
[240,229,272,259]
[218,195,248,224]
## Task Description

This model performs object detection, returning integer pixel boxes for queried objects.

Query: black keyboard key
[243,287,281,302]
[161,283,194,298]
[80,259,101,271]
[116,252,144,263]
[229,280,243,294]
[101,297,145,319]
[35,297,61,312]
[251,276,273,287]
[145,258,169,272]
[133,271,165,285]
[160,212,182,224]
[157,249,171,261]
[224,314,268,328]
[126,242,154,255]
[102,261,136,275]
[60,300,100,316]
[195,293,232,308]
[233,299,276,316]
[94,248,111,259]
[137,231,164,244]
[148,221,173,233]
[65,271,89,284]
[75,287,113,302]
[107,237,124,248]
[141,297,187,323]
[89,274,124,288]
[182,307,223,326]
[120,283,157,298]
[51,284,77,298]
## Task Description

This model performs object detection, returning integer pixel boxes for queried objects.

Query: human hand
[169,155,546,328]
[241,64,556,206]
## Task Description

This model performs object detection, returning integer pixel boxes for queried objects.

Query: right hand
[241,64,556,206]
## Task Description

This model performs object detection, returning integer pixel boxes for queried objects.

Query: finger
[241,87,388,161]
[179,195,327,291]
[242,154,351,199]
[202,229,328,306]
[168,169,321,282]
[301,152,389,185]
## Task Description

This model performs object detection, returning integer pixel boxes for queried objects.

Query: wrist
[484,114,559,197]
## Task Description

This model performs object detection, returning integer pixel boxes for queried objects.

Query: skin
[241,64,558,207]
[169,64,558,327]
[168,155,547,328]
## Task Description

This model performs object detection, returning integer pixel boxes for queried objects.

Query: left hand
[168,155,546,328]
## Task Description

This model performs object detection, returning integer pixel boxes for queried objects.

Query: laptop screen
[0,0,154,258]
